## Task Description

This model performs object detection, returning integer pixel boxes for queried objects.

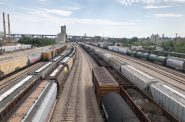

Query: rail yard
[0,42,184,122]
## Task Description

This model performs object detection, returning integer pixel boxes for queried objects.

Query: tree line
[18,37,56,47]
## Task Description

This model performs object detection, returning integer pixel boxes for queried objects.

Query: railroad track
[78,45,93,70]
[95,47,185,90]
[0,62,45,91]
[113,52,185,85]
[60,49,82,122]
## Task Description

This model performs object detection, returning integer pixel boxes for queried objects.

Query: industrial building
[56,25,67,44]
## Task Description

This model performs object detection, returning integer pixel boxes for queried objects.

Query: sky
[0,0,185,38]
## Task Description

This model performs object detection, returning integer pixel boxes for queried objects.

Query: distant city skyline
[0,0,185,38]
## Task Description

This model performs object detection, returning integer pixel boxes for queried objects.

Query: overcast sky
[0,0,185,38]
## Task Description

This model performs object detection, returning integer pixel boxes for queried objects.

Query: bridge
[6,33,94,39]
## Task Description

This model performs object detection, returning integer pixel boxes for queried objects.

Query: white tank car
[166,57,185,71]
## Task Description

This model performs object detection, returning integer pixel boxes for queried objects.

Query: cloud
[155,13,184,17]
[144,5,172,9]
[42,9,72,16]
[118,0,185,6]
[38,0,49,2]
[13,10,135,26]
[68,18,135,26]
[21,8,73,17]
[63,6,81,11]
[0,1,6,5]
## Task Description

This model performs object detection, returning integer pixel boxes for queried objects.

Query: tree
[18,37,56,47]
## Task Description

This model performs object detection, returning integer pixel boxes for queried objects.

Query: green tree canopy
[18,37,56,47]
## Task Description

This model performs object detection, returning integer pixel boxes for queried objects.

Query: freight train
[92,67,140,122]
[0,44,32,52]
[0,46,76,122]
[0,45,67,78]
[85,44,185,122]
[90,44,185,72]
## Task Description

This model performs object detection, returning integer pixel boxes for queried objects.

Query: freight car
[0,75,40,121]
[49,49,76,92]
[121,65,158,90]
[42,45,67,61]
[90,42,185,72]
[101,92,140,122]
[166,57,185,71]
[150,82,185,122]
[118,47,129,55]
[0,56,28,77]
[109,57,127,72]
[48,64,69,92]
[0,45,67,78]
[52,47,73,63]
[120,85,178,122]
[28,52,42,64]
[92,67,120,104]
[90,47,185,121]
[148,54,167,65]
[8,80,57,122]
[34,62,57,79]
[0,44,31,53]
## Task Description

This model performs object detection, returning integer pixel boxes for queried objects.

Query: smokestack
[3,12,6,40]
[7,14,11,40]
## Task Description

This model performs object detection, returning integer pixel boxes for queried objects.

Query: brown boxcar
[92,67,119,104]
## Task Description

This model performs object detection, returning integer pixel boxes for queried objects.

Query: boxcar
[0,56,28,77]
[42,50,53,61]
[28,52,42,64]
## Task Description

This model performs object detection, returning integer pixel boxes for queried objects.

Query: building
[151,34,160,44]
[90,36,101,43]
[56,25,67,43]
